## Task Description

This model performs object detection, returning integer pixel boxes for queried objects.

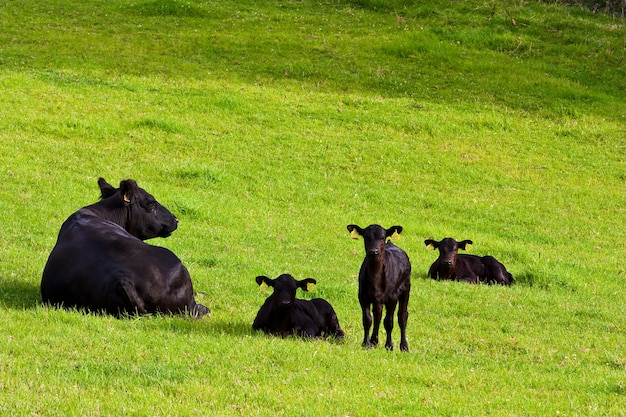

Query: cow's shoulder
[385,242,409,259]
[384,243,411,270]
[60,208,127,237]
[292,299,323,322]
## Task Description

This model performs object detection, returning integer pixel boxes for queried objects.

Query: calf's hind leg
[397,291,410,352]
[361,304,374,348]
[115,279,148,316]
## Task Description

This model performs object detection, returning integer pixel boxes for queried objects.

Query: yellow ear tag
[123,194,130,203]
[259,282,269,292]
[465,243,473,251]
[350,229,360,240]
[390,231,400,241]
[426,243,435,250]
[306,282,316,292]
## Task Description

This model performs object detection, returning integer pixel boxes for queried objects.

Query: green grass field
[1,0,625,415]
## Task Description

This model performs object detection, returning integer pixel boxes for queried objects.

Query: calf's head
[98,178,178,240]
[425,238,473,269]
[347,224,403,259]
[256,274,316,309]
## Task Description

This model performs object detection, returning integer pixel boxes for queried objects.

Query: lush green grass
[1,0,625,415]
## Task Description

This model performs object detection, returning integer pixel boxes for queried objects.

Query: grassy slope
[0,0,625,415]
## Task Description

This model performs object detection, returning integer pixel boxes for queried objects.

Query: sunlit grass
[0,0,625,415]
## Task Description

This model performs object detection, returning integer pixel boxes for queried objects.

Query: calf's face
[99,178,179,240]
[256,274,316,308]
[347,224,403,259]
[425,238,473,269]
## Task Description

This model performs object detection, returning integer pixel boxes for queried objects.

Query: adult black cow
[252,274,344,339]
[347,224,411,351]
[425,237,513,285]
[41,178,209,317]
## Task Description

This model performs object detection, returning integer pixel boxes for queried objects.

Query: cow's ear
[119,179,139,204]
[387,226,403,240]
[298,278,317,292]
[347,224,362,240]
[256,275,273,292]
[424,239,438,250]
[459,240,473,251]
[98,178,118,199]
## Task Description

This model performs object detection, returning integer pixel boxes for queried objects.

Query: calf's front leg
[361,304,373,348]
[370,303,383,347]
[383,302,397,350]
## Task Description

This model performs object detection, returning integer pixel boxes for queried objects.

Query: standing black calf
[347,224,411,351]
[252,274,344,339]
[41,178,209,317]
[425,238,513,285]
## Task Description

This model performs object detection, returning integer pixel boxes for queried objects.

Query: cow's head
[256,274,316,309]
[425,238,473,270]
[347,224,402,259]
[98,177,178,240]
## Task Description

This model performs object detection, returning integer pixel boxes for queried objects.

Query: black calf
[252,274,344,339]
[425,238,513,285]
[347,224,411,351]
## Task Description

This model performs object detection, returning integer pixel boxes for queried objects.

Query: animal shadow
[0,276,41,310]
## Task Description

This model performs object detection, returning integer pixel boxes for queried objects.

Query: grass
[1,0,625,415]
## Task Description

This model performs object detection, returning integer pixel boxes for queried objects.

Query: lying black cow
[347,224,411,351]
[252,274,344,339]
[41,178,209,317]
[425,238,513,285]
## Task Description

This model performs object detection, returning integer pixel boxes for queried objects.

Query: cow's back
[481,255,514,285]
[382,242,411,297]
[456,254,486,279]
[309,298,345,338]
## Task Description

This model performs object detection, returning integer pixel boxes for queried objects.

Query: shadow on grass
[0,277,41,310]
[514,270,576,292]
[417,270,577,292]
[209,319,255,337]
[113,311,256,337]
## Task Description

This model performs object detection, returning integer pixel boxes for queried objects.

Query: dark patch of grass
[128,0,209,17]
[168,201,204,219]
[133,117,186,134]
[0,277,41,310]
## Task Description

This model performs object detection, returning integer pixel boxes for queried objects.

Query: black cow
[424,238,513,285]
[41,178,209,317]
[347,224,411,351]
[252,274,344,339]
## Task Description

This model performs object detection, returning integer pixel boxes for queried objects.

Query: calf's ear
[297,278,317,292]
[424,239,438,250]
[386,226,403,240]
[347,224,362,240]
[255,275,273,292]
[459,240,473,251]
